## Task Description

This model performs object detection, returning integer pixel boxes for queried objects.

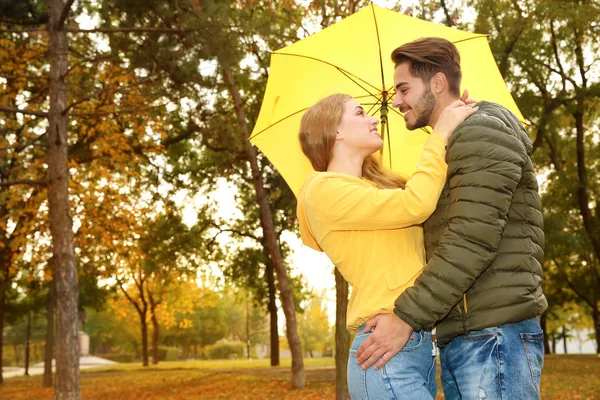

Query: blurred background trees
[1,0,598,398]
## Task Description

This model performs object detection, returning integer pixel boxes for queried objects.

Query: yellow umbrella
[250,4,523,196]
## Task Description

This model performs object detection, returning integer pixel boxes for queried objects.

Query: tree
[211,172,308,366]
[0,18,48,384]
[335,269,350,400]
[298,291,332,357]
[91,0,310,387]
[116,212,209,366]
[159,281,227,359]
[85,296,141,358]
[48,0,81,397]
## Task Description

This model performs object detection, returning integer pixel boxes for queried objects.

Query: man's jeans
[440,317,544,400]
[348,324,437,400]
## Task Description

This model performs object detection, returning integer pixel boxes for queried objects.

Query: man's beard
[407,86,436,130]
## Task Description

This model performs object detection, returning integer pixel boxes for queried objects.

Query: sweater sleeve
[305,133,447,231]
[393,117,527,331]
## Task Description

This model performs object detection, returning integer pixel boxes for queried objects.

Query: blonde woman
[296,93,476,399]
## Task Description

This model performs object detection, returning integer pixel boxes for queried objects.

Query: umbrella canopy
[250,4,523,196]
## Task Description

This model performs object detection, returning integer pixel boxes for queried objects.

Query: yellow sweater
[296,133,448,331]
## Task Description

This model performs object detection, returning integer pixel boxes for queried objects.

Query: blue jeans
[348,324,437,400]
[440,318,544,400]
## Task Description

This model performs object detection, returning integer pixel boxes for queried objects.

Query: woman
[296,93,477,399]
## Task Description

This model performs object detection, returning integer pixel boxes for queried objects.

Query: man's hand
[355,313,413,370]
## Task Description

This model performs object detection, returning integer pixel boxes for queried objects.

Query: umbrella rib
[367,102,381,115]
[248,107,308,141]
[337,69,382,103]
[249,95,386,142]
[385,113,392,168]
[453,35,489,44]
[273,52,381,94]
[370,104,383,116]
[370,3,386,91]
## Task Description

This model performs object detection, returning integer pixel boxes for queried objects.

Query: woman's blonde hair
[298,93,406,189]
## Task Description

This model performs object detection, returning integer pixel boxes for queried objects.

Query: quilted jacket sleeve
[393,114,527,331]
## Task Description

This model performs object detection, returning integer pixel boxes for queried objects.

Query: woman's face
[337,99,382,154]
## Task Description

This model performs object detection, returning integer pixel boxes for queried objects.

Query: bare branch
[0,135,45,152]
[220,228,258,241]
[1,74,48,81]
[0,17,48,27]
[69,104,166,117]
[549,20,569,93]
[545,133,564,175]
[63,76,157,115]
[552,258,595,310]
[531,117,545,154]
[0,106,47,117]
[0,28,46,33]
[64,27,207,34]
[118,281,144,316]
[57,0,76,30]
[440,0,453,27]
[0,179,48,187]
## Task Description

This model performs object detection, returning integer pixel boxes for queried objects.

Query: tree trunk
[119,279,149,366]
[14,344,20,366]
[540,313,550,354]
[0,244,7,384]
[44,280,56,388]
[594,308,600,355]
[48,0,80,398]
[266,256,279,366]
[335,268,350,400]
[25,311,32,376]
[151,313,159,365]
[562,326,568,354]
[245,301,251,360]
[221,63,304,388]
[140,315,149,366]
[148,293,159,365]
[551,335,556,354]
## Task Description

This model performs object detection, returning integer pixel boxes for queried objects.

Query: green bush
[206,341,245,360]
[156,346,180,362]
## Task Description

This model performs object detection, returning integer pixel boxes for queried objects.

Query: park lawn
[88,356,335,372]
[0,354,597,400]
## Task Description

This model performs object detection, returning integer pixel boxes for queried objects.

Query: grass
[0,354,598,399]
[86,356,335,373]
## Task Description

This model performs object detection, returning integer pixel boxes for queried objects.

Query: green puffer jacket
[394,101,547,346]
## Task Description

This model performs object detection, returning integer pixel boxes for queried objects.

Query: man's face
[392,62,436,130]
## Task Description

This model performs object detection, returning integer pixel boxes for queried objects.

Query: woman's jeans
[440,317,544,400]
[348,324,437,400]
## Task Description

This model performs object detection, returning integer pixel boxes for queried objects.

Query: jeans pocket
[520,331,544,393]
[399,330,425,353]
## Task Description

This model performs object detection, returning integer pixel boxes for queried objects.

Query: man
[356,37,547,399]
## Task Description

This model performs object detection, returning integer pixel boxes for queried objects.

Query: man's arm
[356,116,527,368]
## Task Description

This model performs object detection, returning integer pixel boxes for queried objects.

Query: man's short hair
[391,37,462,97]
